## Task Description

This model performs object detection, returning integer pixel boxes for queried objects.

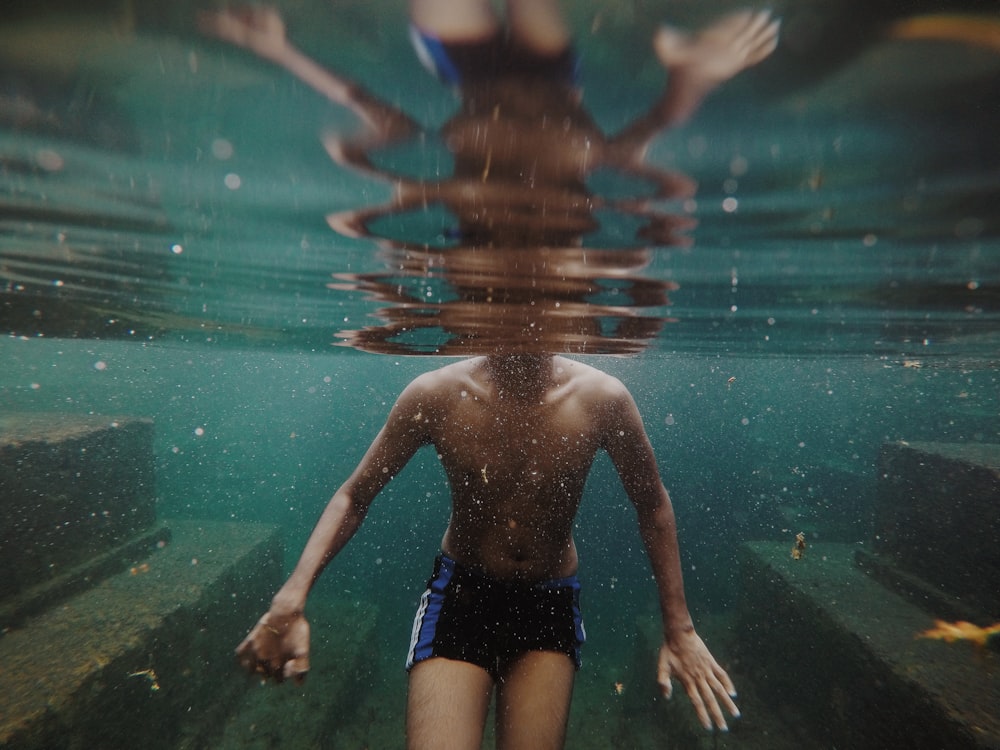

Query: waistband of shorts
[435,552,580,591]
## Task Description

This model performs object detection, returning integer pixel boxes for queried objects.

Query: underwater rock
[0,413,157,601]
[738,541,1000,749]
[873,441,1000,618]
[0,520,283,750]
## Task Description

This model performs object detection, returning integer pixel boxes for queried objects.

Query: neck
[483,354,555,399]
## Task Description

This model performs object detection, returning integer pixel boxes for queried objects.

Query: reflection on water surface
[1,1,998,359]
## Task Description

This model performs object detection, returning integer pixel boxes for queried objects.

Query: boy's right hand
[235,610,311,684]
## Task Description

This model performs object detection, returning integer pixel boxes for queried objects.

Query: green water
[2,0,999,747]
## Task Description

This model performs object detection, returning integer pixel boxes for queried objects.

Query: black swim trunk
[410,25,580,87]
[406,554,586,680]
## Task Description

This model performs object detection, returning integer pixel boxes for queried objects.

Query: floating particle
[36,148,64,171]
[212,138,234,160]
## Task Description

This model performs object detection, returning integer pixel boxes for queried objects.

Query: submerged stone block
[0,414,157,600]
[213,597,380,749]
[0,520,283,750]
[874,441,1000,616]
[0,523,172,632]
[737,541,1000,750]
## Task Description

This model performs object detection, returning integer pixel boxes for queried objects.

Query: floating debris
[917,620,1000,648]
[791,531,807,560]
[128,668,160,691]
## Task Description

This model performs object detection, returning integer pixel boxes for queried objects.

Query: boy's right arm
[235,377,434,683]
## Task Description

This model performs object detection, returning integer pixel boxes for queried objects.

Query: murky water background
[2,0,998,746]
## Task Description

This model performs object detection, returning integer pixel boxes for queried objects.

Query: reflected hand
[197,5,290,61]
[657,630,739,731]
[654,9,780,86]
[235,610,311,684]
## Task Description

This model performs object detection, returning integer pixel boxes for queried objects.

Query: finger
[235,636,252,657]
[734,11,775,56]
[235,636,262,673]
[284,654,310,683]
[685,679,712,730]
[715,664,738,700]
[656,649,673,699]
[701,678,729,731]
[237,652,257,674]
[747,21,781,63]
[744,9,774,38]
[715,10,751,35]
[658,674,673,699]
[718,687,740,720]
[705,668,739,719]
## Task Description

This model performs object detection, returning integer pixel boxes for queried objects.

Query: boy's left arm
[601,383,739,731]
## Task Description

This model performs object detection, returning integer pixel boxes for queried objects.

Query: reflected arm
[610,10,780,160]
[198,5,419,141]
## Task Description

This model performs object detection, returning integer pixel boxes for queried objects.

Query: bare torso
[411,355,614,581]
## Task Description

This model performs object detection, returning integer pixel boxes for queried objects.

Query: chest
[433,397,600,476]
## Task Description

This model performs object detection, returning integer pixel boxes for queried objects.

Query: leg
[409,0,499,41]
[495,651,576,750]
[406,657,494,750]
[506,0,571,56]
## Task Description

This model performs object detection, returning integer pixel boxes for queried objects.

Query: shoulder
[395,359,480,407]
[557,357,633,405]
[556,359,645,445]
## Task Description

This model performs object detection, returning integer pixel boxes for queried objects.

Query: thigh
[506,0,571,56]
[495,651,576,750]
[407,657,494,750]
[409,0,499,41]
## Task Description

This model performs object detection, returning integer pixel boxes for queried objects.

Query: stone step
[0,414,157,601]
[875,441,1000,616]
[211,597,381,749]
[738,541,1000,750]
[0,520,283,750]
[0,523,172,632]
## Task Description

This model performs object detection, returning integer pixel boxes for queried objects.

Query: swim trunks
[409,25,580,87]
[406,553,586,680]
